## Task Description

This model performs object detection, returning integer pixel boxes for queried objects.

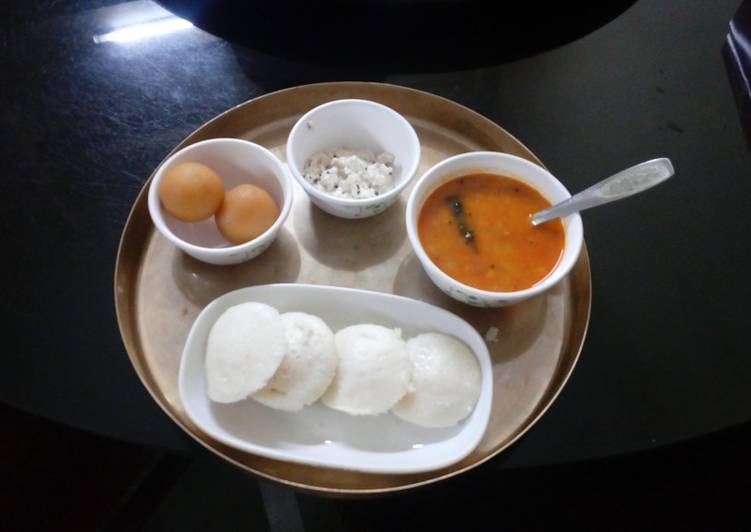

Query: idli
[322,324,411,415]
[205,302,286,403]
[253,312,337,411]
[393,333,481,428]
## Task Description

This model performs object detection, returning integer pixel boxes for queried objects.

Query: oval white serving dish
[178,284,493,474]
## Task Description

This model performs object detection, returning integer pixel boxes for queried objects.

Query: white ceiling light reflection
[93,16,193,44]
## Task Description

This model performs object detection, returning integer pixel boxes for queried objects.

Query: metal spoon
[530,158,675,226]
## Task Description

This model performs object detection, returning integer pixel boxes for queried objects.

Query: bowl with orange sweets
[148,138,292,265]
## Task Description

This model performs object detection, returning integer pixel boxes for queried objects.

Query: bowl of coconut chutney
[286,99,421,219]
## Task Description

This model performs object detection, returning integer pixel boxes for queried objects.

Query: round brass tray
[115,82,591,495]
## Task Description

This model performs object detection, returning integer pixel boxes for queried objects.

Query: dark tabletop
[2,0,750,469]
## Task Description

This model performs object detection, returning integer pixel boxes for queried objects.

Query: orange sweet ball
[158,162,224,222]
[216,184,280,244]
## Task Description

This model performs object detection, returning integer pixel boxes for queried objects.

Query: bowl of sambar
[405,152,583,307]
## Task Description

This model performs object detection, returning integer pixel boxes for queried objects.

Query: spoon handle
[530,158,675,226]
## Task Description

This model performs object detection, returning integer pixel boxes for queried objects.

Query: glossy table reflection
[2,0,750,470]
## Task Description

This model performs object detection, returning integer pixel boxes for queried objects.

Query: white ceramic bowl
[148,138,293,265]
[286,99,421,219]
[178,284,493,474]
[406,152,584,307]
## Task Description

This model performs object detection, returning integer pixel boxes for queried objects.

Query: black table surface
[3,0,750,469]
